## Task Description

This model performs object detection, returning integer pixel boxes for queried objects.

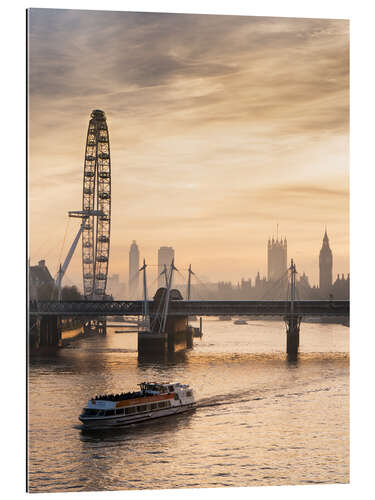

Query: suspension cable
[57,217,71,274]
[150,287,167,331]
[192,273,217,299]
[30,231,59,263]
[260,268,289,300]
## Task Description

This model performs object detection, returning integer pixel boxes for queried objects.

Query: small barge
[234,319,247,325]
[79,382,195,429]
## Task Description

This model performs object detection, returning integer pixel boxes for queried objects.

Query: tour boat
[234,319,247,325]
[79,382,196,429]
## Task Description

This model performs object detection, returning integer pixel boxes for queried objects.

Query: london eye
[82,110,111,299]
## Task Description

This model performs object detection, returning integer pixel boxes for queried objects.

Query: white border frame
[2,1,374,499]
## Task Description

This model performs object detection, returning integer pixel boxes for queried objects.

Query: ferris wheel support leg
[56,223,85,301]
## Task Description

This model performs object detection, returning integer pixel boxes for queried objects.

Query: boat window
[174,393,179,400]
[168,385,174,393]
[125,407,136,414]
[97,410,105,416]
[186,391,192,397]
[83,409,98,416]
[158,402,166,408]
[115,408,124,415]
[106,410,115,416]
[150,403,157,410]
[137,405,147,413]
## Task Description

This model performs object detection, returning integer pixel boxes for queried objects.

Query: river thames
[28,319,349,492]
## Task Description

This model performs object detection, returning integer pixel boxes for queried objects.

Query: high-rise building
[158,246,175,288]
[267,236,287,285]
[107,274,126,299]
[319,229,333,296]
[129,240,140,298]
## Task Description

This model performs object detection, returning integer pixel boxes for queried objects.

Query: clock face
[320,251,332,269]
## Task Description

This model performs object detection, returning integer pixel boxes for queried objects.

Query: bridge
[29,112,349,361]
[29,299,349,317]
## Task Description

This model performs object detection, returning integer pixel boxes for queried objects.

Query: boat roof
[86,399,116,409]
[85,382,191,408]
[139,381,183,387]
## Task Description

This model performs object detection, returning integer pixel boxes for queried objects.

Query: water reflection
[286,357,299,367]
[79,410,195,443]
[138,349,189,367]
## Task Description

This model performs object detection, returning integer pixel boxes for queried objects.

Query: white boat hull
[80,402,196,429]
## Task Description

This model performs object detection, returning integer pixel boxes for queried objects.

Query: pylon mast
[139,259,149,323]
[160,259,178,333]
[187,264,194,301]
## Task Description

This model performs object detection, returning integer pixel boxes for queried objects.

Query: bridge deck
[29,300,349,317]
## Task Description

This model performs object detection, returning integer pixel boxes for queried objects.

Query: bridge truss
[30,300,349,317]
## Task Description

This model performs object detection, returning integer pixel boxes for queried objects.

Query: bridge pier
[285,315,301,361]
[138,331,168,358]
[138,288,193,360]
[166,316,190,353]
[138,316,191,359]
[39,316,61,348]
[186,327,194,349]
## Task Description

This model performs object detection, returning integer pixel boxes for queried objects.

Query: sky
[28,8,349,290]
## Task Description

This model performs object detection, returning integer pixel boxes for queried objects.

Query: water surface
[28,319,349,492]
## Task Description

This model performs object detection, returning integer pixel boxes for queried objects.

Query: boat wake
[197,387,267,409]
[196,384,332,409]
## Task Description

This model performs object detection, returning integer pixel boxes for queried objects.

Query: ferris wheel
[82,110,111,299]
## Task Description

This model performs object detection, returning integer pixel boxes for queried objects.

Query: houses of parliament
[104,230,349,301]
[217,230,349,300]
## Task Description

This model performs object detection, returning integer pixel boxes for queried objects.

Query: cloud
[27,9,349,285]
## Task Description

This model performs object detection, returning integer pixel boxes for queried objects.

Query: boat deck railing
[93,391,155,402]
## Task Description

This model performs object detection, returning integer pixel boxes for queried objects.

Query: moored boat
[79,382,195,429]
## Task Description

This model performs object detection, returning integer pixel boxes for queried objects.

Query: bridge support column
[186,327,193,349]
[284,315,301,361]
[97,320,107,335]
[138,331,168,358]
[39,316,61,348]
[29,315,41,350]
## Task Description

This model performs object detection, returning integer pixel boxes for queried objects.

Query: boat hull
[79,403,196,430]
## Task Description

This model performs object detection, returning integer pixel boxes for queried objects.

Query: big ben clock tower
[319,229,333,296]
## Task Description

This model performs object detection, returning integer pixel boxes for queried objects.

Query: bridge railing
[29,300,349,317]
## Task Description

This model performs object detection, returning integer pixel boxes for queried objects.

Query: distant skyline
[28,9,349,289]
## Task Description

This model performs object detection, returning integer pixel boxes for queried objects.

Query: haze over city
[27,9,350,492]
[28,9,349,288]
